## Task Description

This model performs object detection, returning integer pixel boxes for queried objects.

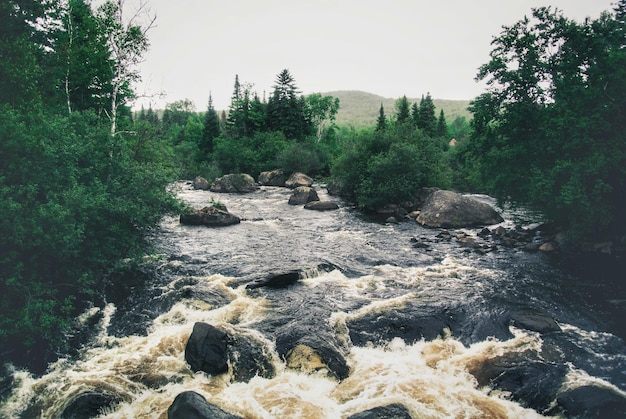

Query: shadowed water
[1,182,625,418]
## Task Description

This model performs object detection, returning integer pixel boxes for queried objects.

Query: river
[1,182,625,418]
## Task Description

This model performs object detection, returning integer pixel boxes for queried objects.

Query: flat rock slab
[304,200,339,211]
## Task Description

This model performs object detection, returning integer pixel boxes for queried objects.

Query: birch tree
[96,0,155,137]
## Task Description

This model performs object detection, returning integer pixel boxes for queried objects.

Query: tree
[376,103,387,131]
[96,0,155,137]
[417,93,436,137]
[436,109,448,138]
[56,0,112,114]
[305,93,340,140]
[395,95,411,124]
[467,5,626,238]
[200,94,220,154]
[266,69,311,140]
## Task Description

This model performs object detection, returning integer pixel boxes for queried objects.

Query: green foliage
[214,131,289,177]
[466,4,626,239]
[331,125,450,209]
[0,108,180,353]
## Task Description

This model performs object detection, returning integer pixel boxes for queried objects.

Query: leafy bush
[0,108,180,356]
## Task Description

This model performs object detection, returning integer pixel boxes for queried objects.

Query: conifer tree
[417,93,437,137]
[411,102,419,127]
[395,95,410,124]
[436,109,448,138]
[266,69,310,140]
[376,103,387,131]
[200,93,220,154]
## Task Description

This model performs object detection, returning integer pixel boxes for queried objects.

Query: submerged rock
[258,169,288,186]
[285,172,314,189]
[347,403,413,419]
[552,385,626,418]
[246,270,301,289]
[416,190,503,228]
[167,391,242,419]
[60,391,122,419]
[180,206,240,227]
[304,200,339,211]
[509,310,561,333]
[210,173,258,193]
[288,186,319,205]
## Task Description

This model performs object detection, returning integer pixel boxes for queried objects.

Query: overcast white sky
[130,0,615,111]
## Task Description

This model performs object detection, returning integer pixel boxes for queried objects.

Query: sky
[128,0,616,111]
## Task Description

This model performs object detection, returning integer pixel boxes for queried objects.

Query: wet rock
[304,200,339,211]
[167,391,242,419]
[509,310,561,333]
[552,385,626,418]
[258,169,288,186]
[192,176,210,190]
[288,186,319,205]
[468,354,567,412]
[326,178,344,196]
[539,242,558,252]
[184,322,275,382]
[347,403,412,419]
[385,216,399,224]
[180,206,240,227]
[228,331,276,382]
[276,324,350,380]
[60,391,122,419]
[210,173,258,193]
[416,190,504,228]
[246,270,301,289]
[285,172,314,188]
[185,322,229,375]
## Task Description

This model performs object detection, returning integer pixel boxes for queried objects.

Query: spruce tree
[376,103,387,131]
[417,93,437,137]
[436,109,448,138]
[200,93,220,154]
[395,95,410,124]
[266,69,310,140]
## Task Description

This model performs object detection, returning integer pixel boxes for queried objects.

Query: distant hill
[320,90,472,128]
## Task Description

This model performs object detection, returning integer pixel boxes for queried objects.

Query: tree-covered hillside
[322,90,471,129]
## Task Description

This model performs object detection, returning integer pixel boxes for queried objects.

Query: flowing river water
[2,182,625,418]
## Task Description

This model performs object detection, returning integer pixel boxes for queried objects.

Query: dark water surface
[1,182,625,418]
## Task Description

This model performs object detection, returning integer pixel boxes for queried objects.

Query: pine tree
[436,109,448,138]
[411,102,419,127]
[376,103,387,131]
[417,93,437,137]
[395,95,411,124]
[200,93,220,154]
[266,69,310,140]
[226,75,251,137]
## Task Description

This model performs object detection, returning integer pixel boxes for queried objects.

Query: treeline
[0,0,180,364]
[152,72,461,213]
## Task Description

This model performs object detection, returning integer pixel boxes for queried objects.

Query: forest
[1,0,625,366]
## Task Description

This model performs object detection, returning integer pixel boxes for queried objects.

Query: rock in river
[416,190,503,228]
[180,206,240,227]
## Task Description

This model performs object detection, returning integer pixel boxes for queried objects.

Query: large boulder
[416,190,503,228]
[180,206,240,227]
[167,391,242,419]
[185,322,229,375]
[210,173,257,193]
[304,200,339,211]
[184,322,275,382]
[192,176,210,190]
[285,172,314,189]
[258,169,288,186]
[288,186,319,205]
